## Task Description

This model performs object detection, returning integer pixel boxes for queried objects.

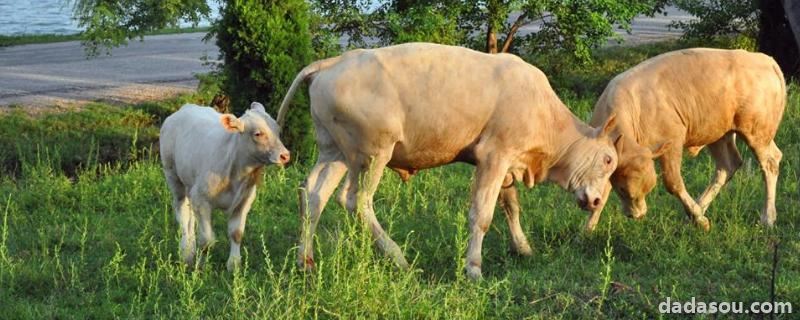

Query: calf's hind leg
[165,170,196,266]
[697,133,743,213]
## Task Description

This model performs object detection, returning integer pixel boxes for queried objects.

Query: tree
[211,0,315,158]
[315,0,669,63]
[472,0,669,61]
[72,0,212,56]
[671,0,799,79]
[759,0,799,79]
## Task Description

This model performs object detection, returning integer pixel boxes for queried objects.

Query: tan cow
[586,48,786,232]
[278,43,621,280]
[160,103,290,271]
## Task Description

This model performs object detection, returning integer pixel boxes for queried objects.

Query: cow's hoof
[297,256,316,272]
[513,243,533,257]
[394,257,410,271]
[226,256,242,272]
[694,216,711,232]
[465,265,482,281]
[760,210,776,227]
[583,221,598,234]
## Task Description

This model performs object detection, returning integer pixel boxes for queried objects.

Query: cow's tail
[277,56,342,130]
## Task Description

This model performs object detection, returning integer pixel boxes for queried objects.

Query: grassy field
[0,40,798,319]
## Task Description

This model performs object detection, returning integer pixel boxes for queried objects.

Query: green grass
[0,26,211,47]
[0,40,798,318]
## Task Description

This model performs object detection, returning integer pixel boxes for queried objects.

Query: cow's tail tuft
[277,56,341,130]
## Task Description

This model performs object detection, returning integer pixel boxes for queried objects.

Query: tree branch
[501,13,527,53]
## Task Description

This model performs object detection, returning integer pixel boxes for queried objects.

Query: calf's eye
[604,155,612,165]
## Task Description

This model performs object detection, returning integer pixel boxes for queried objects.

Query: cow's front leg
[226,187,257,272]
[465,157,510,280]
[498,183,532,256]
[660,149,709,231]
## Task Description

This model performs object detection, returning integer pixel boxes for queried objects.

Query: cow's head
[220,102,291,166]
[555,115,620,212]
[610,138,669,219]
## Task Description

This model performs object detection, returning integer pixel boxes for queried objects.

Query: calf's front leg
[226,187,257,271]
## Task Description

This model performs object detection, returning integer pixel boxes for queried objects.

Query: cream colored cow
[278,43,621,280]
[160,103,290,270]
[586,48,786,231]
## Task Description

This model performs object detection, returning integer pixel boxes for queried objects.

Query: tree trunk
[759,0,799,80]
[782,0,800,52]
[486,24,498,54]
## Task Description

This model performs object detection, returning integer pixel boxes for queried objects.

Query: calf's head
[610,139,669,219]
[557,116,620,212]
[220,102,291,166]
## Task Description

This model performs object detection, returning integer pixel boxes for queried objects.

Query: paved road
[0,8,692,109]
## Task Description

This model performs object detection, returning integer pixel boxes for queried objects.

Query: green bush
[670,0,758,39]
[213,0,316,162]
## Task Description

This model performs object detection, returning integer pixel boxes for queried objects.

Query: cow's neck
[545,114,595,190]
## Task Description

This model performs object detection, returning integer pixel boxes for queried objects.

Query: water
[0,0,218,36]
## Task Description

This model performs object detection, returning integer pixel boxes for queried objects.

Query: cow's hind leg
[465,156,511,280]
[297,133,348,270]
[226,187,256,272]
[344,151,409,270]
[498,183,532,256]
[751,140,782,227]
[697,133,743,213]
[660,147,710,231]
[165,170,196,266]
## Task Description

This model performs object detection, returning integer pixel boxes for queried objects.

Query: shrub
[212,0,316,161]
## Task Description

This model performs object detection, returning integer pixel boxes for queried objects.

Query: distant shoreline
[0,26,212,47]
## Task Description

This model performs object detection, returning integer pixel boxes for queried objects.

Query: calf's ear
[596,114,617,138]
[220,114,245,133]
[250,102,266,113]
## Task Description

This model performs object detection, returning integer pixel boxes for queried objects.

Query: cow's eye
[604,155,612,165]
[254,131,263,138]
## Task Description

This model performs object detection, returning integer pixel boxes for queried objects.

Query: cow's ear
[650,141,671,158]
[613,134,624,155]
[250,102,266,113]
[220,114,245,133]
[596,114,617,138]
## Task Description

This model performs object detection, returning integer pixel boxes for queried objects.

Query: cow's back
[160,105,229,185]
[593,48,785,147]
[309,43,569,168]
